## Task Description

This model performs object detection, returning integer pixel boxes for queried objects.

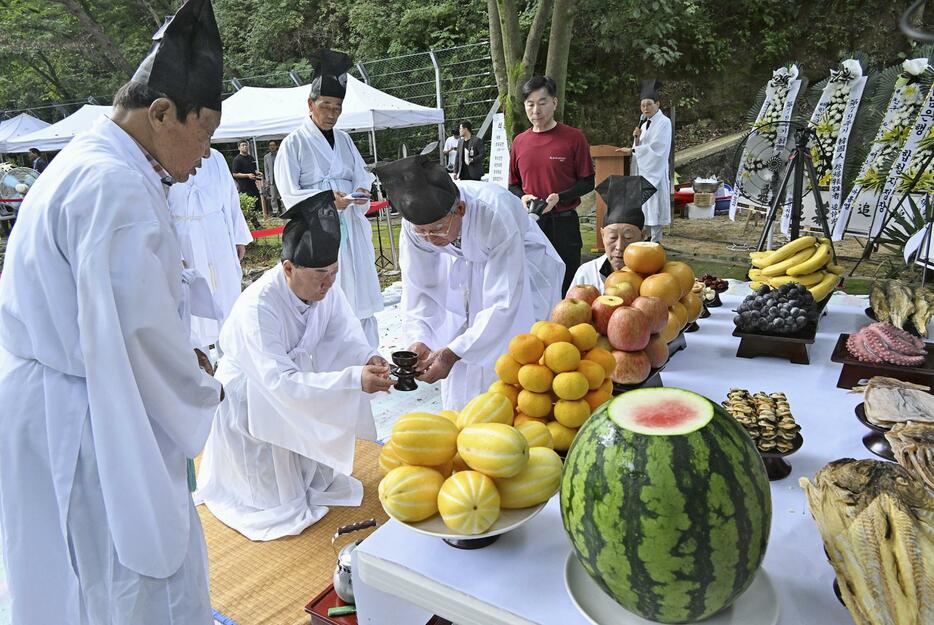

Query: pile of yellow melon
[493,321,616,453]
[378,403,562,535]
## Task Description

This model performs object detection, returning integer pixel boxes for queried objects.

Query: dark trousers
[537,210,582,296]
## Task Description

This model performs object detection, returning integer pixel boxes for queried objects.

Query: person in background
[263,139,282,215]
[275,48,383,348]
[195,191,393,541]
[168,147,253,352]
[616,79,671,243]
[28,147,47,173]
[231,139,261,201]
[454,120,484,181]
[0,0,225,622]
[375,154,564,410]
[509,75,594,295]
[443,127,458,172]
[569,175,656,290]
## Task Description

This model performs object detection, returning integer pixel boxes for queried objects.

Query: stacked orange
[492,321,615,453]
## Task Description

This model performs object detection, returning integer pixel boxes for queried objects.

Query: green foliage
[239,192,262,229]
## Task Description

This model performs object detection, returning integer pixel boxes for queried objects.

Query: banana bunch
[748,236,843,301]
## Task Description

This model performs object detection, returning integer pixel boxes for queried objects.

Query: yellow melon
[378,441,406,475]
[437,471,501,535]
[391,413,458,466]
[457,423,530,478]
[378,466,445,522]
[438,410,459,426]
[457,392,515,429]
[494,447,563,509]
[513,413,549,427]
[623,241,667,274]
[515,420,554,449]
[547,421,578,452]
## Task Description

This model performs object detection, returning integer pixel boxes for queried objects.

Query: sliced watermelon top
[608,388,713,436]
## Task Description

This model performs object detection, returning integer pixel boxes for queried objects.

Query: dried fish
[800,459,934,625]
[857,376,934,427]
[887,421,934,491]
[886,280,916,330]
[869,282,890,324]
[913,287,934,338]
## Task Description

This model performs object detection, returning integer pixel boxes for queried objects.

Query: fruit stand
[351,288,891,625]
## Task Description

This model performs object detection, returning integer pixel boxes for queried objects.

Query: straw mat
[199,439,387,625]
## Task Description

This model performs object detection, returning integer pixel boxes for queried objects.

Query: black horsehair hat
[595,175,657,230]
[281,190,342,267]
[131,0,224,111]
[310,49,354,100]
[372,154,460,226]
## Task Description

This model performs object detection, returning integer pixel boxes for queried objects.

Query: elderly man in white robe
[276,48,383,347]
[168,146,253,351]
[617,79,672,243]
[196,190,394,541]
[570,175,657,291]
[0,1,225,623]
[374,154,564,410]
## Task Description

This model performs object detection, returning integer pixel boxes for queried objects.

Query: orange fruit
[508,333,545,365]
[553,399,591,428]
[530,320,549,335]
[552,371,589,400]
[517,389,553,418]
[547,421,578,452]
[532,321,574,346]
[543,341,581,373]
[623,242,667,274]
[568,323,599,352]
[583,347,616,377]
[488,381,520,408]
[495,353,522,384]
[599,377,614,395]
[577,360,605,390]
[640,273,681,306]
[517,364,554,393]
[584,389,613,412]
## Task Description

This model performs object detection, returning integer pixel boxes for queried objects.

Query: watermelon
[560,387,771,624]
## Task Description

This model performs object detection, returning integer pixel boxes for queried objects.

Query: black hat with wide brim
[310,49,353,100]
[373,154,459,225]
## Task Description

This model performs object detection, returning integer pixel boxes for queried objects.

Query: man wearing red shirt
[509,75,594,295]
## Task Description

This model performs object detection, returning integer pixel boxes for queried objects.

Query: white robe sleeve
[275,133,329,209]
[400,225,448,349]
[633,115,671,180]
[447,215,527,365]
[77,219,224,461]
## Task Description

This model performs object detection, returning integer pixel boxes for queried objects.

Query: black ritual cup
[390,351,420,391]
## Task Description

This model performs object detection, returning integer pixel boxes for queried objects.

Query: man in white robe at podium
[617,79,671,243]
[0,1,225,622]
[374,154,564,410]
[168,147,253,350]
[196,190,395,541]
[276,48,383,347]
[571,175,657,291]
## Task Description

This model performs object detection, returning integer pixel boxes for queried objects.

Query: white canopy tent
[4,105,112,153]
[212,75,444,141]
[0,113,51,153]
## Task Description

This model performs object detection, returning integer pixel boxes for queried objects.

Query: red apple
[566,284,601,305]
[604,282,638,305]
[550,298,593,327]
[607,307,650,351]
[630,296,669,334]
[644,333,669,368]
[591,295,626,334]
[611,350,652,385]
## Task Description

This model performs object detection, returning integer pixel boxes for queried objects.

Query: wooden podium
[590,145,630,252]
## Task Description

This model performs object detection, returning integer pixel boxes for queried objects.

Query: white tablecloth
[354,289,878,625]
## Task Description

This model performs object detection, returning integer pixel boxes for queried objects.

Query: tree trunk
[521,0,553,78]
[54,0,134,76]
[545,0,576,122]
[487,0,509,103]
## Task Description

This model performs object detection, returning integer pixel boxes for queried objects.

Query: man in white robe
[618,79,672,242]
[374,154,564,410]
[168,147,253,350]
[0,2,225,623]
[571,175,657,291]
[196,191,394,541]
[276,48,383,347]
